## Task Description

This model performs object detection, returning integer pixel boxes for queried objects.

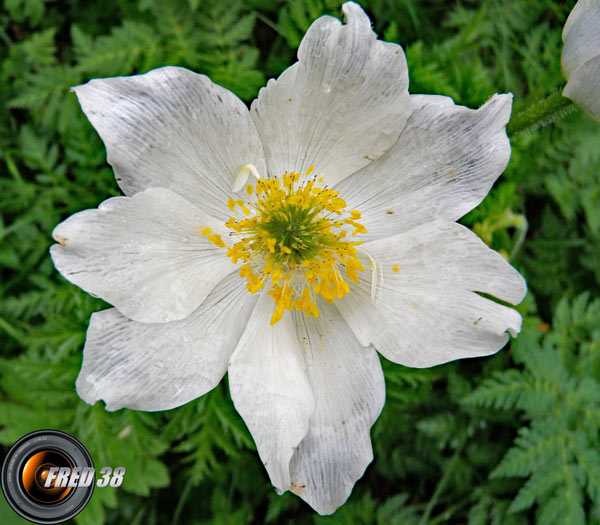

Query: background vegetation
[1,0,599,523]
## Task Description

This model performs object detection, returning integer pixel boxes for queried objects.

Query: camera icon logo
[1,429,125,524]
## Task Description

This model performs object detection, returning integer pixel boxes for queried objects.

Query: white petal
[563,0,599,41]
[337,94,512,242]
[250,2,410,187]
[336,221,526,368]
[228,293,315,491]
[561,0,600,79]
[289,302,385,515]
[73,66,267,221]
[51,187,235,323]
[76,273,257,411]
[564,55,600,122]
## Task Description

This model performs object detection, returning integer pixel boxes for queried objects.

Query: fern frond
[491,419,565,478]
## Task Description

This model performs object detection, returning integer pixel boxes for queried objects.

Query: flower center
[203,167,366,325]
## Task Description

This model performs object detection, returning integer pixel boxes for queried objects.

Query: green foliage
[1,0,599,523]
[466,295,600,524]
[0,356,169,524]
[3,0,47,26]
[163,384,255,484]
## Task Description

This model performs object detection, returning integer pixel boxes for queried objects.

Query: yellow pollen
[206,234,226,248]
[393,265,399,272]
[203,169,368,325]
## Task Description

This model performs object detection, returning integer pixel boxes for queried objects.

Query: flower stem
[473,209,528,261]
[507,91,576,137]
[418,441,465,525]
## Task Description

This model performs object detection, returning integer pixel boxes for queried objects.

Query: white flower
[562,0,600,122]
[50,2,526,515]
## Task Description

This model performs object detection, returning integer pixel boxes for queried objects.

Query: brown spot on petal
[386,210,394,215]
[364,155,375,161]
[474,317,483,325]
[54,235,68,247]
[290,482,306,496]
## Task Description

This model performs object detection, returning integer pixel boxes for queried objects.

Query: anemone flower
[562,0,600,122]
[51,2,526,514]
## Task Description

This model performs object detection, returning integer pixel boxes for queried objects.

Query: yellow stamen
[204,168,369,324]
[206,234,226,248]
